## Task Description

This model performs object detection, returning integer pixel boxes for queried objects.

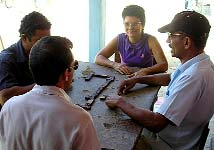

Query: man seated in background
[0,36,100,150]
[105,11,214,149]
[0,11,51,105]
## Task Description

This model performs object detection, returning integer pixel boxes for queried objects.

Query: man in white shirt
[0,36,100,150]
[105,11,214,149]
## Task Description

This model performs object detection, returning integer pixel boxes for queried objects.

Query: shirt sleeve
[157,74,204,126]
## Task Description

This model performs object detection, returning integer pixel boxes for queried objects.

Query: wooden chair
[114,51,121,63]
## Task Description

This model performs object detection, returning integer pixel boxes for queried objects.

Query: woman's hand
[112,62,133,75]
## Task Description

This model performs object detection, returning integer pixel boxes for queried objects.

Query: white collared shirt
[0,85,100,150]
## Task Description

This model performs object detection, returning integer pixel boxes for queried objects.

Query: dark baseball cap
[158,11,211,39]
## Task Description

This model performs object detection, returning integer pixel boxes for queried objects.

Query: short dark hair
[122,5,145,26]
[29,36,74,85]
[19,11,51,39]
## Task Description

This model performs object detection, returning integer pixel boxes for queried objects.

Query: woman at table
[95,5,168,77]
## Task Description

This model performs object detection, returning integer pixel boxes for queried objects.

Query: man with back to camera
[0,11,51,105]
[105,11,214,149]
[0,36,100,150]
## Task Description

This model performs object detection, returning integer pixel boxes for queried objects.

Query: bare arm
[134,73,171,85]
[0,84,35,105]
[129,36,168,77]
[118,73,171,94]
[105,96,171,132]
[95,37,118,68]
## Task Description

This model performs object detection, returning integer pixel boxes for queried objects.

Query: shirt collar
[177,53,209,73]
[125,33,146,50]
[17,40,28,62]
[31,84,72,103]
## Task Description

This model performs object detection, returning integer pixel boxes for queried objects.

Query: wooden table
[67,61,160,150]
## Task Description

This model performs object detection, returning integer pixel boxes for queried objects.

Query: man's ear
[21,34,28,42]
[67,67,71,72]
[65,68,72,81]
[184,37,192,49]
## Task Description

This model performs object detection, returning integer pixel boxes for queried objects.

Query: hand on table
[105,95,124,109]
[113,63,132,75]
[127,69,148,78]
[118,79,136,95]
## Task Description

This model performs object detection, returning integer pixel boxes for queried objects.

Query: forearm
[138,62,168,75]
[95,55,116,68]
[117,100,167,132]
[134,73,170,86]
[0,84,35,104]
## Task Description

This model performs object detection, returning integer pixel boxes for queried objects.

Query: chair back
[114,51,121,63]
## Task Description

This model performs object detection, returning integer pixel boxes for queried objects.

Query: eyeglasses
[68,60,78,71]
[167,32,189,40]
[168,33,184,39]
[124,22,142,28]
[73,60,78,70]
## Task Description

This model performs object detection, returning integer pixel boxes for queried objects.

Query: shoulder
[63,102,93,123]
[143,33,151,37]
[117,33,129,46]
[186,59,214,80]
[1,95,21,113]
[73,104,92,120]
[145,34,158,42]
[141,33,159,45]
[145,34,161,49]
[0,44,17,62]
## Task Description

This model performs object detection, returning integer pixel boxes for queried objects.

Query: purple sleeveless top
[117,33,155,67]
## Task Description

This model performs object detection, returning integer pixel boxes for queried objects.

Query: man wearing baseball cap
[105,11,214,149]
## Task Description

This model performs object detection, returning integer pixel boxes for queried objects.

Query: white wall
[0,0,89,61]
[0,0,213,61]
